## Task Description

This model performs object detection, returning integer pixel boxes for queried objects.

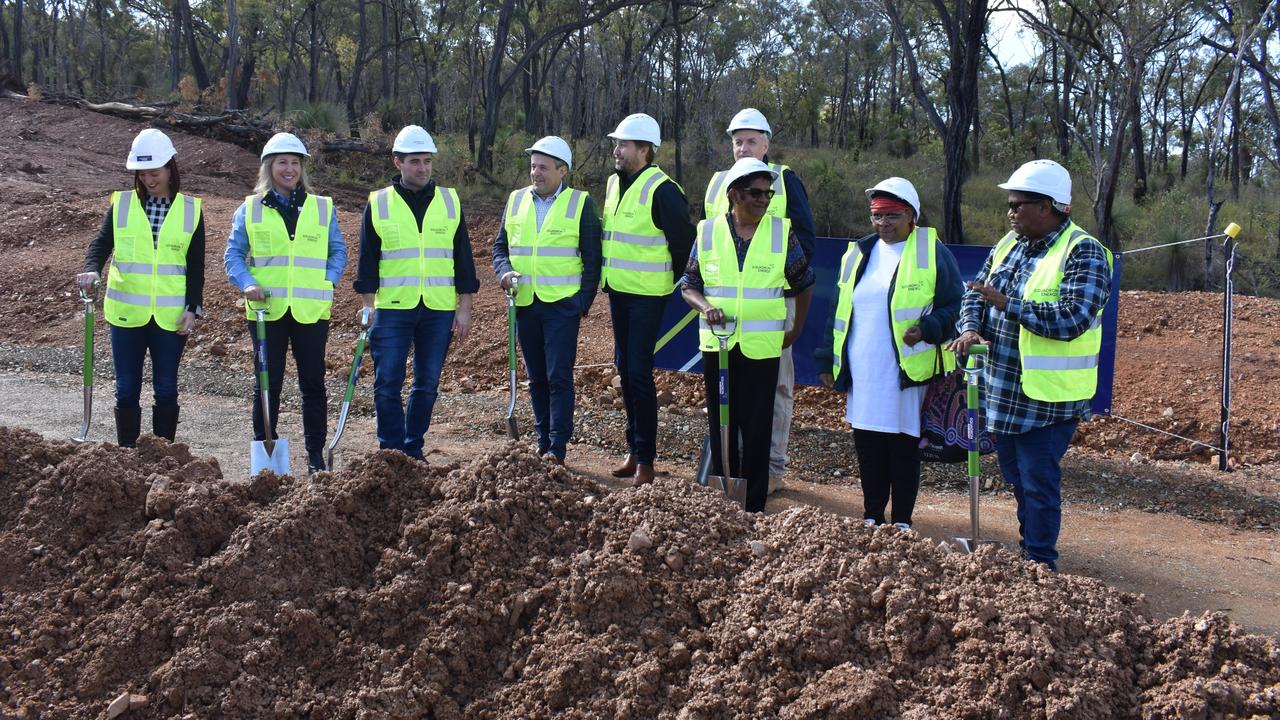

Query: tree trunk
[307,0,318,103]
[168,5,182,90]
[345,0,368,131]
[226,0,238,110]
[1229,76,1241,199]
[1131,95,1147,202]
[380,0,390,99]
[13,0,23,84]
[476,0,517,173]
[176,0,208,90]
[671,0,682,183]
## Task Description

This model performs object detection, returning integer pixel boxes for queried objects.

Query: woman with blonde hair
[223,132,348,473]
[76,129,205,447]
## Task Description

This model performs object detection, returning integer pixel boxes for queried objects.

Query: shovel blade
[705,474,748,509]
[251,438,291,476]
[952,537,1002,554]
[506,416,519,440]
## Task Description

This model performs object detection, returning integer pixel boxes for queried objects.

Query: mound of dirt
[1,426,1276,718]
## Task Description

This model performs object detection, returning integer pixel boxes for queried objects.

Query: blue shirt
[223,188,348,291]
[958,220,1112,435]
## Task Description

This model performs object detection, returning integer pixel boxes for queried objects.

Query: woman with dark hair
[680,157,814,512]
[223,132,348,473]
[816,177,963,529]
[76,128,205,447]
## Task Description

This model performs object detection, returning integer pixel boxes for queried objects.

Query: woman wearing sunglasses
[680,157,815,512]
[816,177,963,529]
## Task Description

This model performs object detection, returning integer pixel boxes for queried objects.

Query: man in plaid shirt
[950,160,1113,571]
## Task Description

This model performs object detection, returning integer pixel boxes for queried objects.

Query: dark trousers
[246,311,329,452]
[608,291,667,465]
[369,302,454,458]
[995,419,1079,571]
[852,429,922,525]
[517,298,581,459]
[702,347,779,513]
[109,320,188,409]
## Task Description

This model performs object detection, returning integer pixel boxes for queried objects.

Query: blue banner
[653,238,1122,416]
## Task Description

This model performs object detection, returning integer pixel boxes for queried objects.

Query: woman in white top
[816,178,963,528]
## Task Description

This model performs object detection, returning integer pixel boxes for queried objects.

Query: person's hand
[703,307,727,326]
[947,329,988,355]
[452,303,472,341]
[902,325,923,346]
[176,311,197,336]
[966,281,1008,311]
[819,372,835,389]
[243,284,266,302]
[75,272,100,291]
[500,271,521,292]
[782,327,801,349]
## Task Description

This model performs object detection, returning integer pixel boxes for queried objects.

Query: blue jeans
[517,298,581,459]
[109,320,188,409]
[370,302,453,457]
[608,291,667,465]
[994,419,1079,571]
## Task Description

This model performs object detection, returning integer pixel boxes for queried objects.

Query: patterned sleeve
[1006,239,1111,341]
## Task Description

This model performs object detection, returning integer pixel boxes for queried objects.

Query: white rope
[573,362,615,370]
[1122,233,1227,254]
[1105,414,1225,453]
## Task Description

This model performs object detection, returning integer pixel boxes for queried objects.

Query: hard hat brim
[525,148,571,169]
[126,153,175,171]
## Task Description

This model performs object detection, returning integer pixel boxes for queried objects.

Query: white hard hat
[260,132,310,159]
[608,113,661,147]
[525,136,573,169]
[999,159,1071,207]
[126,129,177,170]
[393,125,438,154]
[722,157,777,194]
[864,177,921,217]
[726,108,772,138]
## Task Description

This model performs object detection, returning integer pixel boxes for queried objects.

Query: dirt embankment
[2,427,1277,719]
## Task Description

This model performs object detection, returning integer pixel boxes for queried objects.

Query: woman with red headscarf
[815,177,963,529]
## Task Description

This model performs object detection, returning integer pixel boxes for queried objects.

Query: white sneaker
[863,518,877,527]
[892,522,912,532]
[767,475,784,495]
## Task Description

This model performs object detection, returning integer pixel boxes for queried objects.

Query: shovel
[701,319,747,509]
[249,298,290,475]
[505,276,520,440]
[325,307,371,471]
[72,283,97,444]
[954,344,1000,553]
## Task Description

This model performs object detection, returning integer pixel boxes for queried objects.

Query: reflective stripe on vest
[988,222,1114,402]
[695,215,789,359]
[505,185,586,306]
[103,191,198,330]
[243,192,334,322]
[602,167,678,296]
[703,163,790,220]
[831,227,953,382]
[370,185,461,311]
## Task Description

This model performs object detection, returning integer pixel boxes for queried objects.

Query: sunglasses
[739,187,776,200]
[1007,199,1044,213]
[870,212,906,223]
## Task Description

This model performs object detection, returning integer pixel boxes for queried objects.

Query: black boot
[307,447,327,474]
[153,405,180,442]
[114,407,142,448]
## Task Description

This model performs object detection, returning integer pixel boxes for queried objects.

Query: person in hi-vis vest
[949,160,1113,572]
[492,137,602,465]
[601,113,696,487]
[814,177,963,530]
[680,158,814,513]
[353,126,478,461]
[224,132,348,474]
[77,129,206,447]
[704,109,818,495]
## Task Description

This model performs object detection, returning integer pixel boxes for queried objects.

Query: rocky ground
[1,96,1278,717]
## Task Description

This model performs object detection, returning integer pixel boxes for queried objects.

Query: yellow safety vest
[602,166,678,296]
[988,221,1114,402]
[243,192,334,323]
[369,185,461,311]
[831,227,954,383]
[696,214,789,359]
[104,191,200,331]
[504,185,587,306]
[703,162,789,219]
